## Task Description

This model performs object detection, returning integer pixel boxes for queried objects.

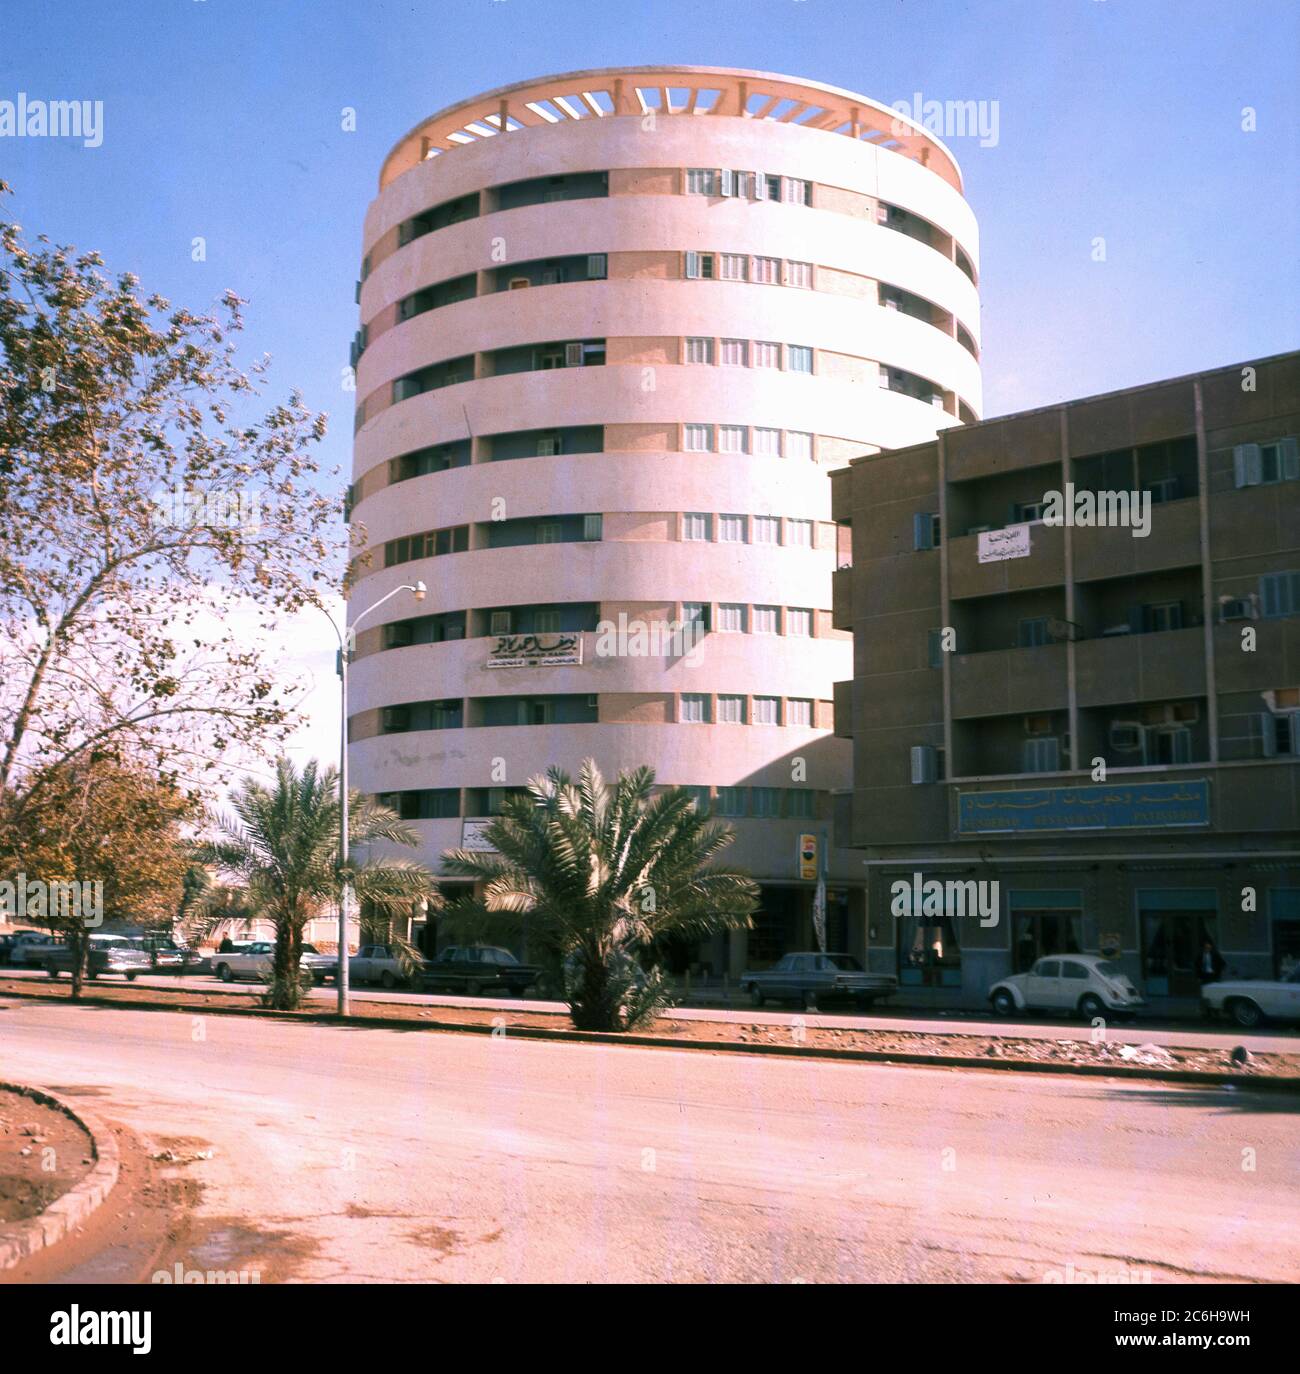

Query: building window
[683,423,714,452]
[1233,438,1299,487]
[786,345,814,374]
[784,178,812,205]
[763,174,783,201]
[786,519,813,548]
[717,695,746,724]
[910,744,944,783]
[718,425,748,454]
[752,341,781,368]
[753,427,782,457]
[685,336,715,365]
[686,168,718,195]
[1262,709,1300,757]
[681,693,711,723]
[784,260,813,288]
[1017,617,1050,648]
[1022,737,1061,773]
[682,512,712,541]
[534,609,561,634]
[1260,571,1300,619]
[716,603,747,633]
[785,789,814,818]
[536,521,562,544]
[684,250,715,279]
[787,698,813,727]
[718,513,747,542]
[720,337,749,367]
[786,431,814,462]
[753,606,779,635]
[719,253,748,281]
[751,787,781,817]
[751,255,780,285]
[586,253,607,279]
[681,785,711,812]
[752,515,781,544]
[786,608,813,637]
[681,602,709,632]
[582,514,603,541]
[913,512,941,550]
[753,695,781,724]
[715,786,747,815]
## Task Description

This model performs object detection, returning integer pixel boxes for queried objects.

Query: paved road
[1,1000,1296,1283]
[4,966,1297,1053]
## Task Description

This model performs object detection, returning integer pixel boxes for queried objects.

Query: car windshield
[486,949,517,964]
[301,945,319,954]
[824,955,863,971]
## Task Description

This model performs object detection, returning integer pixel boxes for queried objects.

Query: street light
[326,579,426,1016]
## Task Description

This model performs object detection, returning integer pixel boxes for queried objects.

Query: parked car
[1202,965,1300,1028]
[212,940,336,984]
[349,943,422,989]
[44,935,151,981]
[125,934,188,971]
[741,952,898,1010]
[989,954,1145,1019]
[422,945,540,996]
[0,933,21,966]
[5,931,56,967]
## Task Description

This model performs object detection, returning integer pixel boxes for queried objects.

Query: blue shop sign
[958,779,1210,834]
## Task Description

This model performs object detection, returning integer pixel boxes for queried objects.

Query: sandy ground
[1,1000,1297,1283]
[0,1089,93,1225]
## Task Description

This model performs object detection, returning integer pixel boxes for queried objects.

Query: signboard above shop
[977,525,1031,563]
[957,779,1211,834]
[486,632,583,668]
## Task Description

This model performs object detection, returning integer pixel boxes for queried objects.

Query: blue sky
[3,0,1296,773]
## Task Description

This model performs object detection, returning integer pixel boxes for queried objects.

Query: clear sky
[3,0,1297,774]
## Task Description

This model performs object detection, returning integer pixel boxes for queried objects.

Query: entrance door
[1141,910,1217,996]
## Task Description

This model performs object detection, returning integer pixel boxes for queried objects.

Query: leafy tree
[0,180,338,807]
[194,758,439,1009]
[0,751,194,997]
[441,759,759,1031]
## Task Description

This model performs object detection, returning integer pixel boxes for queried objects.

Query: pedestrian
[218,935,234,953]
[1197,938,1225,985]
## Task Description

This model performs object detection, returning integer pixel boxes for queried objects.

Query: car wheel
[218,963,233,983]
[854,996,874,1013]
[45,962,59,979]
[991,988,1016,1017]
[512,985,528,998]
[126,972,138,982]
[1078,993,1106,1019]
[380,971,397,989]
[1229,998,1264,1030]
[465,979,482,997]
[748,984,764,1008]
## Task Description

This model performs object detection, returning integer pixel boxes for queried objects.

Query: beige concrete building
[347,67,982,968]
[831,351,1300,1007]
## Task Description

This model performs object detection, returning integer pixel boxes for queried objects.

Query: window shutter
[1260,713,1278,758]
[910,745,936,785]
[586,254,607,279]
[1233,443,1262,488]
[685,251,700,279]
[754,173,767,200]
[913,512,935,551]
[1281,437,1300,480]
[720,168,735,197]
[564,342,584,367]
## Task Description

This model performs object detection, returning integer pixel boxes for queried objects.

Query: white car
[990,954,1145,1019]
[7,932,56,967]
[349,943,413,989]
[1202,966,1300,1028]
[212,940,335,984]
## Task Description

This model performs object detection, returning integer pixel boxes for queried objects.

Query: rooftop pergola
[378,66,963,193]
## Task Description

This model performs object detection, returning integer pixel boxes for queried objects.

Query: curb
[3,983,1299,1094]
[0,1081,121,1271]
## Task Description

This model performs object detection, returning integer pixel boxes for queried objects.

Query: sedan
[1202,965,1300,1028]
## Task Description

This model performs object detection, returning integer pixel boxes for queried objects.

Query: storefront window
[1138,890,1218,996]
[1270,889,1300,978]
[1012,910,1082,972]
[899,914,961,987]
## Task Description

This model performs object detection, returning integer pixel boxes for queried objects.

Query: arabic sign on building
[460,819,497,851]
[957,780,1211,834]
[977,525,1031,563]
[797,832,818,880]
[486,632,583,668]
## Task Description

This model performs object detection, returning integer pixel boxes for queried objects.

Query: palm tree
[441,759,759,1031]
[195,758,439,1009]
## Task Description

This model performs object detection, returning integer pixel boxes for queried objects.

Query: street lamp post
[330,580,426,1016]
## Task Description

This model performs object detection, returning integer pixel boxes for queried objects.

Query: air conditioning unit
[508,277,530,290]
[1219,595,1256,622]
[883,297,899,311]
[1109,721,1144,752]
[536,436,559,456]
[490,611,513,635]
[564,342,584,367]
[381,706,410,732]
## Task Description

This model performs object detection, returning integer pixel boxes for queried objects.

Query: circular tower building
[348,66,981,972]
